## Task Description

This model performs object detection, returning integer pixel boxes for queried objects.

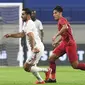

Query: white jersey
[22,19,44,64]
[33,19,43,31]
[22,19,42,48]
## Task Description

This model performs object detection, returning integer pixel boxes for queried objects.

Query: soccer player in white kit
[4,8,51,84]
[31,10,44,42]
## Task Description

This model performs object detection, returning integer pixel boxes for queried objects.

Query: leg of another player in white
[23,44,51,84]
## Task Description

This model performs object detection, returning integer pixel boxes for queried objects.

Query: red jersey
[58,17,74,42]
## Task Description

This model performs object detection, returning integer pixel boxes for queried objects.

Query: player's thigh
[31,43,44,65]
[66,43,78,63]
[33,51,43,64]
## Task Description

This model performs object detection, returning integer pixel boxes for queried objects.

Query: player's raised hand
[52,42,59,48]
[4,34,11,38]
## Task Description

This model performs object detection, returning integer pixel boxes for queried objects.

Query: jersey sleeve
[59,18,67,25]
[26,22,33,34]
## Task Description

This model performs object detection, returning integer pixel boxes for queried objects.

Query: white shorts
[26,43,44,65]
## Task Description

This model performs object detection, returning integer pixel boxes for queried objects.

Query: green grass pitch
[0,66,85,85]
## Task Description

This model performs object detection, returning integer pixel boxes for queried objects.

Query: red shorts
[53,40,78,63]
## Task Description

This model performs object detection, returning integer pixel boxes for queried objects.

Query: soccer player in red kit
[45,5,85,83]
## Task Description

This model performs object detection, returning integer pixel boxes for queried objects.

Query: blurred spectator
[31,10,44,42]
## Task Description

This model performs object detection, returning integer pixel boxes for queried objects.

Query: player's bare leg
[23,62,51,84]
[66,43,85,70]
[70,60,85,70]
[23,62,45,84]
[45,53,59,83]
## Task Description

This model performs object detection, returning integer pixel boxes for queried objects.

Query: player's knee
[23,66,30,72]
[23,63,30,72]
[49,54,57,62]
[49,56,55,62]
[72,65,78,69]
[71,61,79,69]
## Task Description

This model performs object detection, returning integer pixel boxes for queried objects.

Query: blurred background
[0,0,85,66]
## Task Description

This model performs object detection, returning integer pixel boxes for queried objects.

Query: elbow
[64,27,68,31]
[27,32,34,38]
[65,25,69,30]
[65,28,68,31]
[63,24,69,30]
[27,32,32,36]
[66,27,68,30]
[63,28,68,33]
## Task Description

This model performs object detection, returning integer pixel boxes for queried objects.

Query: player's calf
[45,68,52,80]
[71,61,79,69]
[71,61,85,70]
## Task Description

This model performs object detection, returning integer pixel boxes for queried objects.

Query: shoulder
[58,17,67,25]
[27,20,35,26]
[35,19,42,23]
[59,17,67,22]
[28,20,34,24]
[27,20,36,28]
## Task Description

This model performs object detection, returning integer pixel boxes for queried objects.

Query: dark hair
[53,6,63,12]
[22,8,31,15]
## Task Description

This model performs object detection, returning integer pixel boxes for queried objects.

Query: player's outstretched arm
[55,24,68,38]
[52,24,68,42]
[4,32,25,38]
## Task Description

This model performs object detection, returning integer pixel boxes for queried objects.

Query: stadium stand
[24,0,85,24]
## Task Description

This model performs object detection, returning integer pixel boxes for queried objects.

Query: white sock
[32,72,43,82]
[31,66,48,72]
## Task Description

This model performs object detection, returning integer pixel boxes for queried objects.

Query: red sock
[50,61,56,79]
[51,73,56,79]
[77,63,85,70]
